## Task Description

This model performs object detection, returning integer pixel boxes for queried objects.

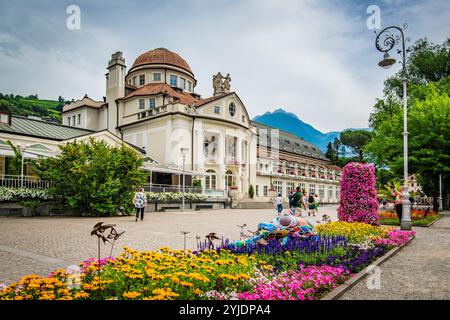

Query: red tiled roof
[121,83,201,105]
[193,92,233,108]
[131,48,193,75]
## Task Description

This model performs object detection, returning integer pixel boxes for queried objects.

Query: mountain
[253,108,341,152]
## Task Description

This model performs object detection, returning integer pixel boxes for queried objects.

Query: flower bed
[0,187,55,202]
[146,192,207,203]
[379,209,441,226]
[0,221,415,301]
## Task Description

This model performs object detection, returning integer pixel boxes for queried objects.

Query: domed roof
[131,48,193,75]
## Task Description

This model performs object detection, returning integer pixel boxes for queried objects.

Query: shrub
[248,185,255,199]
[337,162,379,225]
[35,138,147,216]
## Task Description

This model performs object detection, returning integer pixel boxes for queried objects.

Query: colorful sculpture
[229,209,318,248]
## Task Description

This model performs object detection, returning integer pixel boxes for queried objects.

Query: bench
[159,206,181,212]
[195,204,214,210]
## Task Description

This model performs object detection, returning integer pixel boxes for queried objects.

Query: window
[263,185,268,197]
[67,117,70,126]
[187,81,192,91]
[132,77,137,86]
[139,75,145,86]
[336,188,340,199]
[214,106,220,114]
[242,115,245,122]
[149,98,156,109]
[77,114,81,124]
[170,75,177,87]
[180,78,186,89]
[273,180,283,196]
[72,116,75,125]
[319,185,325,198]
[255,185,259,197]
[0,112,10,124]
[286,182,295,197]
[328,186,333,199]
[139,99,145,109]
[229,102,236,117]
[205,169,216,189]
[153,73,161,81]
[309,184,316,195]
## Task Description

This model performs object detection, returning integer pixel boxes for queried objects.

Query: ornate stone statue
[223,74,231,92]
[212,72,231,96]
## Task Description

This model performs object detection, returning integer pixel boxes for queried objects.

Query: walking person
[307,193,315,217]
[301,191,307,216]
[133,187,147,222]
[288,190,295,209]
[393,188,402,223]
[275,193,283,215]
[291,187,303,217]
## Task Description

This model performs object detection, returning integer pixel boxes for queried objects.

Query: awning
[141,162,210,176]
[0,148,45,159]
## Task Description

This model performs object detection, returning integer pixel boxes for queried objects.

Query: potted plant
[248,185,255,199]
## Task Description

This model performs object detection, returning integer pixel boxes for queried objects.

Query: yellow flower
[74,291,90,299]
[180,281,193,287]
[123,291,141,299]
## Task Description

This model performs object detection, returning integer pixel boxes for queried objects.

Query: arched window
[205,169,216,189]
[225,170,234,188]
[229,102,236,117]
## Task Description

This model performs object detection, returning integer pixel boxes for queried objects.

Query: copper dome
[131,48,193,75]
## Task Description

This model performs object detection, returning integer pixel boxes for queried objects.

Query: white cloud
[0,0,448,132]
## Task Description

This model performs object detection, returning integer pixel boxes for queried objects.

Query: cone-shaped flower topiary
[337,162,379,225]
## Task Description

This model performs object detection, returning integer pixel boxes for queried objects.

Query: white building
[1,48,341,203]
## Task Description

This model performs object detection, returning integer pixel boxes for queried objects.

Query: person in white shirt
[275,193,283,214]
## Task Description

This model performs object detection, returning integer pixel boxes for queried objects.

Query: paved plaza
[0,205,338,285]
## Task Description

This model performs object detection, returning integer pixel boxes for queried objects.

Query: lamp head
[378,52,396,69]
[180,147,189,159]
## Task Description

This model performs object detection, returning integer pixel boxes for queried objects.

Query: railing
[143,184,227,198]
[0,175,54,189]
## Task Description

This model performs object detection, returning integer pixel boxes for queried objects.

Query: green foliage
[366,77,450,201]
[340,130,372,162]
[382,38,450,99]
[35,138,146,216]
[192,179,202,187]
[0,92,68,122]
[5,140,22,175]
[248,184,255,199]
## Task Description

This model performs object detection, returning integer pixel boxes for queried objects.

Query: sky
[0,0,448,132]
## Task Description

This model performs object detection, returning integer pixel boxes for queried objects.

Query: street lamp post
[180,147,189,212]
[375,23,412,230]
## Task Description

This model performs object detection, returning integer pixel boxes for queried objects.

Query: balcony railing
[0,175,54,189]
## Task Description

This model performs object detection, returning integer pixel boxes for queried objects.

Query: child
[275,193,283,215]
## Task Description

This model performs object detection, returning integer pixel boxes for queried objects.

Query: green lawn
[380,214,442,227]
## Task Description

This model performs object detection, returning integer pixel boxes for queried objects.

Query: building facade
[1,48,341,203]
[61,48,341,202]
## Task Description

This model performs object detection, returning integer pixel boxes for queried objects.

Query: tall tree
[340,130,373,162]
